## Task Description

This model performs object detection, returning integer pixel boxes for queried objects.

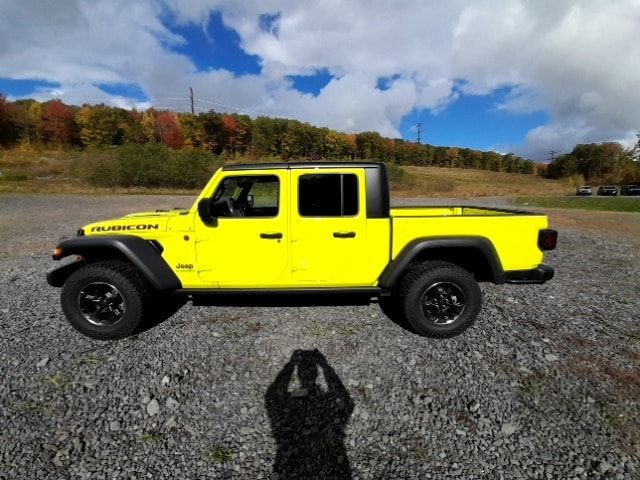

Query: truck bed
[390,205,532,217]
[389,206,547,272]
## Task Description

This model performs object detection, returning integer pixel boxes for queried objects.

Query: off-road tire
[61,261,150,340]
[397,261,482,337]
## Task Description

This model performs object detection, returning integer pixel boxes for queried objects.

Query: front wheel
[61,261,149,340]
[397,261,482,337]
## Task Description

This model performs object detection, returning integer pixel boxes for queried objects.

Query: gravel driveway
[1,194,639,479]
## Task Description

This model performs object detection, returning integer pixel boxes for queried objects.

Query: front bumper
[505,264,554,284]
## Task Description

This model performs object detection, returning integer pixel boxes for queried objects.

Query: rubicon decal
[90,224,160,232]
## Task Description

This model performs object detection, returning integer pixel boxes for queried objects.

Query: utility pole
[189,87,195,115]
[415,122,423,144]
[548,150,557,162]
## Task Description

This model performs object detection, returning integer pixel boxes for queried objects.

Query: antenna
[189,87,195,115]
[548,150,557,162]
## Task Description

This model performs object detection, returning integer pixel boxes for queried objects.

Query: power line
[196,97,289,119]
[15,92,289,119]
[158,95,284,118]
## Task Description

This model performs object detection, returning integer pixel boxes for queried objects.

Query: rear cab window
[298,173,358,217]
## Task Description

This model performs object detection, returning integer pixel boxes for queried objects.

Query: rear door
[290,168,368,285]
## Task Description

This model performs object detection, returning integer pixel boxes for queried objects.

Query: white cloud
[451,0,640,157]
[1,0,639,159]
[23,83,152,111]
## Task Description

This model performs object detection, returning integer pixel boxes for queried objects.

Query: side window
[298,174,358,217]
[211,175,279,217]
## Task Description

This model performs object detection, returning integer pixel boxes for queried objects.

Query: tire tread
[396,261,482,337]
[61,260,151,340]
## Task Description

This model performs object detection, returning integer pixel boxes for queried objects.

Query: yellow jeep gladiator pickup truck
[47,162,557,340]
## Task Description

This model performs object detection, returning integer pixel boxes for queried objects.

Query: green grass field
[394,166,570,198]
[0,148,575,197]
[516,196,640,213]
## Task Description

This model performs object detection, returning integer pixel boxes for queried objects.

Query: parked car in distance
[576,186,592,196]
[620,185,640,196]
[597,186,618,196]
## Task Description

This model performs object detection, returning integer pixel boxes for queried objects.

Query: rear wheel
[396,261,482,337]
[61,261,150,340]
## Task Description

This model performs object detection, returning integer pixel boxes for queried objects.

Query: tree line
[543,140,640,184]
[0,93,538,174]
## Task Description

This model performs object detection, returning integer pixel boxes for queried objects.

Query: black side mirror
[198,198,216,224]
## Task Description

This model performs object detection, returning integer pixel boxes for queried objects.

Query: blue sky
[0,78,60,97]
[1,0,637,160]
[399,90,549,151]
[165,11,262,76]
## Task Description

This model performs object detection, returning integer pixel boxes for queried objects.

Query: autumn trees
[0,94,18,146]
[0,93,562,177]
[545,142,640,183]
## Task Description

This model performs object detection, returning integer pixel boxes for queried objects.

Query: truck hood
[82,209,189,235]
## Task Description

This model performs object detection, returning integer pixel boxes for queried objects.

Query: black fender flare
[378,237,505,288]
[47,235,181,290]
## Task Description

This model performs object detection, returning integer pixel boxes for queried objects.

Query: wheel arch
[47,235,181,291]
[378,237,505,288]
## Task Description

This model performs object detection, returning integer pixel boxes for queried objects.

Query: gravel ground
[1,194,640,479]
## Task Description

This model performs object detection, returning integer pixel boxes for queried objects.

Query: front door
[195,172,289,287]
[290,168,367,285]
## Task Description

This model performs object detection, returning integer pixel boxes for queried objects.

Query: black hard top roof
[222,162,384,171]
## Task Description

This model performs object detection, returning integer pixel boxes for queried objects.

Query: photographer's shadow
[265,350,354,480]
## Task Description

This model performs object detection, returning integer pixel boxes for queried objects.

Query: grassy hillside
[391,166,570,198]
[0,149,206,194]
[1,149,571,197]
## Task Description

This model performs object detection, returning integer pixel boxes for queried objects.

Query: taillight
[538,229,558,251]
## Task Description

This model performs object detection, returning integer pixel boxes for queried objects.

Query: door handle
[333,231,356,238]
[260,232,283,239]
